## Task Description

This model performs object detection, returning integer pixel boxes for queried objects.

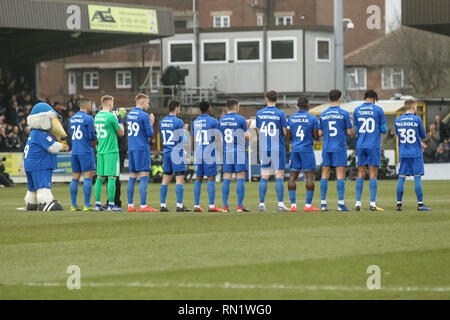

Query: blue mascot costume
[24,102,67,211]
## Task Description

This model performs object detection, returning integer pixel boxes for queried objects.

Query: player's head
[135,93,150,110]
[404,99,417,114]
[364,89,378,103]
[168,100,181,116]
[101,95,114,110]
[199,101,211,115]
[297,97,309,111]
[226,98,240,113]
[79,98,92,113]
[328,89,342,105]
[265,90,278,106]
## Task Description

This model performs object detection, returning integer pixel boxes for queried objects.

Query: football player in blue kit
[192,101,222,212]
[395,99,431,211]
[69,97,97,211]
[318,89,353,211]
[256,90,289,212]
[286,97,320,212]
[219,98,250,212]
[159,100,191,212]
[353,90,386,212]
[126,93,158,212]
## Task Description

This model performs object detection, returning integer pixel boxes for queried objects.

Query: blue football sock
[237,178,245,208]
[306,190,314,206]
[127,177,137,205]
[194,180,202,206]
[397,177,405,202]
[139,176,149,206]
[259,178,268,203]
[207,180,215,206]
[320,179,328,201]
[356,177,364,202]
[289,190,296,205]
[222,179,231,207]
[70,179,79,207]
[369,179,378,203]
[83,178,92,207]
[160,184,168,205]
[414,176,423,203]
[175,184,184,204]
[275,178,284,203]
[336,179,345,202]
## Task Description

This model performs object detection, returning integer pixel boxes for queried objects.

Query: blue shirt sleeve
[313,117,319,130]
[353,110,359,133]
[242,116,248,132]
[143,113,153,138]
[255,113,260,129]
[418,117,426,139]
[88,117,97,141]
[280,111,287,128]
[379,108,387,134]
[39,131,56,150]
[344,112,352,130]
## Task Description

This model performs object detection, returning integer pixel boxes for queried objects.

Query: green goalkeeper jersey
[94,110,121,154]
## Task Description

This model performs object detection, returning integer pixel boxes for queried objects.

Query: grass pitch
[0,179,449,299]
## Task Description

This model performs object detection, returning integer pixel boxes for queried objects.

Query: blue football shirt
[353,102,386,149]
[218,112,247,154]
[395,113,426,159]
[69,111,97,155]
[127,107,154,151]
[192,114,219,163]
[24,129,58,172]
[159,114,184,153]
[256,106,287,152]
[288,110,319,152]
[319,106,352,153]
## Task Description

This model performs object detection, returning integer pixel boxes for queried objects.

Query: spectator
[434,115,447,143]
[424,124,440,153]
[5,100,19,126]
[0,157,14,187]
[434,143,449,163]
[20,126,31,146]
[422,141,435,163]
[8,126,23,152]
[346,130,357,150]
[383,128,396,150]
[0,127,8,152]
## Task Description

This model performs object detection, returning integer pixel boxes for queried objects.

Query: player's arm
[418,118,426,139]
[380,109,387,134]
[345,112,353,136]
[318,117,324,137]
[313,128,319,141]
[353,112,359,136]
[115,114,125,137]
[146,113,155,138]
[281,111,288,137]
[286,126,292,140]
[88,117,98,147]
[242,118,250,141]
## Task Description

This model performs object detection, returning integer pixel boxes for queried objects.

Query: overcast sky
[385,0,402,33]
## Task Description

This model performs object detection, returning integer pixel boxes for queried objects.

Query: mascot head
[27,102,67,138]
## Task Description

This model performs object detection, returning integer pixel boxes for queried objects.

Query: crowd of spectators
[422,116,450,163]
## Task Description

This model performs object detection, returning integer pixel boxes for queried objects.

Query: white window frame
[345,67,367,91]
[115,70,132,89]
[213,15,230,28]
[275,16,293,26]
[268,36,297,62]
[382,67,410,89]
[316,37,331,62]
[257,15,264,26]
[83,71,99,89]
[201,39,229,64]
[234,38,263,63]
[167,40,195,65]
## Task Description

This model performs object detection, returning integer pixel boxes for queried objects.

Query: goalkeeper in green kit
[94,95,125,211]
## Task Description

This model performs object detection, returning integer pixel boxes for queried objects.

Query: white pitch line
[13,281,450,292]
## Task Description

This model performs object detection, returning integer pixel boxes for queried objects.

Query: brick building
[39,0,386,106]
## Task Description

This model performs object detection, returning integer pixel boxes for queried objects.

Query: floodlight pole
[334,0,345,97]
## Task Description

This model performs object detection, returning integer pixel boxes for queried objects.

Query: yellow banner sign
[88,5,158,34]
[0,153,25,176]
